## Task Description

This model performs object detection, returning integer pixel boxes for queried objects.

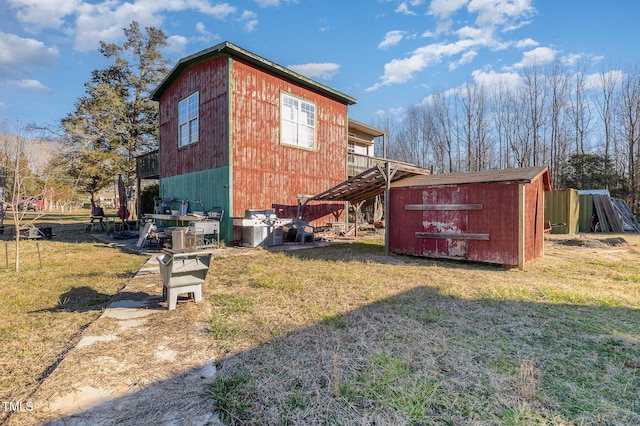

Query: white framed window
[281,92,316,149]
[178,92,199,147]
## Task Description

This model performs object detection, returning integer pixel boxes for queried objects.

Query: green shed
[544,189,580,234]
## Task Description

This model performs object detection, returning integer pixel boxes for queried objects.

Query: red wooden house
[388,167,552,268]
[151,42,357,241]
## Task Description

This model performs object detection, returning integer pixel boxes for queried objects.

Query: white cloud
[287,63,340,80]
[194,21,219,43]
[395,2,416,15]
[449,50,477,70]
[513,46,556,68]
[240,10,258,32]
[253,0,279,6]
[471,69,522,89]
[0,32,59,79]
[8,0,82,31]
[10,0,238,52]
[164,35,189,54]
[395,1,425,16]
[561,53,583,67]
[378,30,405,50]
[584,70,623,90]
[371,0,537,90]
[428,0,467,19]
[14,79,52,94]
[515,38,538,48]
[368,38,483,91]
[468,0,534,28]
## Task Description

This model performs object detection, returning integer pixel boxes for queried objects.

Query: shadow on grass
[30,287,163,313]
[278,240,511,271]
[17,282,640,426]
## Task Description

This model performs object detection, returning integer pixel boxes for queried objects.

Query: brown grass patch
[0,213,147,424]
[206,235,640,424]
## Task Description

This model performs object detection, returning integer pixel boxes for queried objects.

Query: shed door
[416,187,469,260]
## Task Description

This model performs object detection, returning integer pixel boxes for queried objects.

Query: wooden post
[36,242,42,268]
[518,184,525,270]
[383,162,397,256]
[4,241,7,269]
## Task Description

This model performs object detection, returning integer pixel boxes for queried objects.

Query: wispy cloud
[240,10,258,32]
[8,0,238,52]
[0,32,59,78]
[164,35,189,54]
[428,0,467,20]
[379,30,406,50]
[471,69,522,90]
[288,63,341,80]
[369,0,536,91]
[194,22,219,43]
[512,46,556,68]
[368,38,483,91]
[468,0,535,28]
[253,0,279,6]
[515,38,538,48]
[13,79,53,94]
[8,0,83,31]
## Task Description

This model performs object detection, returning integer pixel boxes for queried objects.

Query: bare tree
[0,122,45,271]
[594,64,620,185]
[547,60,571,185]
[459,81,493,171]
[617,65,640,210]
[521,64,548,166]
[430,92,457,172]
[568,61,592,154]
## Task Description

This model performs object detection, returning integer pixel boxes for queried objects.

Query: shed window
[178,92,199,147]
[281,92,316,149]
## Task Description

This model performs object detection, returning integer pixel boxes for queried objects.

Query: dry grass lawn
[1,213,639,425]
[206,234,640,425]
[0,213,147,424]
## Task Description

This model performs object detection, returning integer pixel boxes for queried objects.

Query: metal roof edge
[391,166,551,189]
[152,41,357,105]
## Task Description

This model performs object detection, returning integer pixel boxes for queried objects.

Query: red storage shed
[388,166,551,268]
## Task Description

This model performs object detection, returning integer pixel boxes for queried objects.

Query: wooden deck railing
[136,150,159,179]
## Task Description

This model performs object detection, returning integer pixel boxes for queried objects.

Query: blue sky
[2,0,640,129]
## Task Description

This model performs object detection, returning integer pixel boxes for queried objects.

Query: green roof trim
[151,41,357,105]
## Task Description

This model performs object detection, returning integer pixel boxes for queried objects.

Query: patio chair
[293,219,314,245]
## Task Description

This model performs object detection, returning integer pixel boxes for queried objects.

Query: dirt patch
[554,236,628,248]
[6,256,221,426]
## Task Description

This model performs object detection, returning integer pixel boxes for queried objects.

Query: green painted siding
[578,194,595,232]
[544,189,579,234]
[160,167,232,242]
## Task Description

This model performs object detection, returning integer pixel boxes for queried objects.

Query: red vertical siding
[158,56,230,178]
[230,60,346,223]
[389,181,537,266]
[524,175,545,262]
[465,182,519,266]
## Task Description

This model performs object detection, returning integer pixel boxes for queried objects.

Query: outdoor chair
[293,219,314,245]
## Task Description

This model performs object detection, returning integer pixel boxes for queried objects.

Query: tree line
[3,24,640,220]
[375,60,640,214]
[0,22,168,222]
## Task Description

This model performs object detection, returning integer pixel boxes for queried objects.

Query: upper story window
[281,92,316,150]
[178,92,199,147]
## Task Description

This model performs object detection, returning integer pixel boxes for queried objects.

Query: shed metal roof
[152,41,358,105]
[390,166,552,191]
